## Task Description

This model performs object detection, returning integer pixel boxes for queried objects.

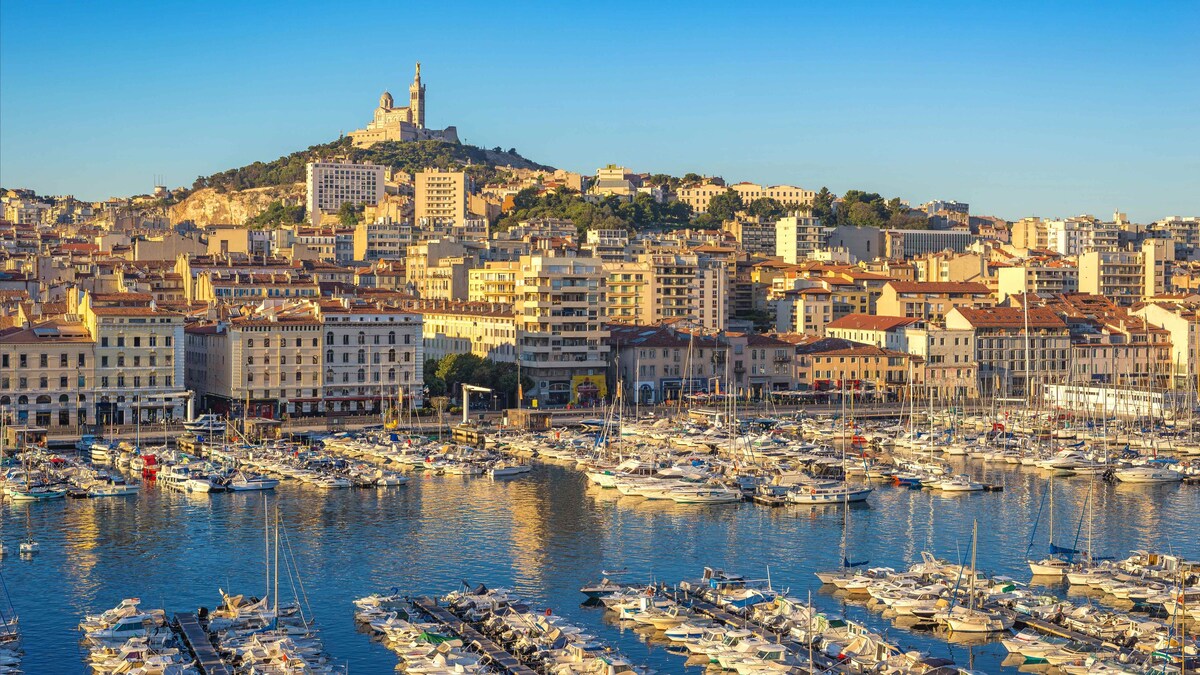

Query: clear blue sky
[2,1,1197,222]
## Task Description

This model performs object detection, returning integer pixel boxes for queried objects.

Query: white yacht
[1113,466,1184,483]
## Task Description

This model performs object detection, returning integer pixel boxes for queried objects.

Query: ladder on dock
[412,597,538,675]
[175,612,232,675]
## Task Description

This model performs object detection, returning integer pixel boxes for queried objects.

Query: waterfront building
[319,299,423,413]
[876,281,994,322]
[185,302,324,418]
[945,305,1070,399]
[1132,298,1200,390]
[729,332,797,396]
[0,318,94,429]
[515,250,609,406]
[825,314,920,352]
[77,291,187,424]
[900,326,978,400]
[407,299,517,363]
[348,62,459,147]
[607,323,727,404]
[305,162,385,226]
[784,336,920,398]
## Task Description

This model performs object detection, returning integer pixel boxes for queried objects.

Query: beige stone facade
[348,63,459,147]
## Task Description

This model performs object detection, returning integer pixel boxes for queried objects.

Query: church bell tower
[409,62,425,129]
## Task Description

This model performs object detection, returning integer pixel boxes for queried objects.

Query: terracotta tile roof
[826,314,921,331]
[952,306,1065,328]
[886,281,991,294]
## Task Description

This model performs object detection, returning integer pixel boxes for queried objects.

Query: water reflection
[1,460,1197,673]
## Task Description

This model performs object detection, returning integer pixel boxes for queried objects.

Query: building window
[78,353,86,367]
[60,354,68,367]
[248,339,255,348]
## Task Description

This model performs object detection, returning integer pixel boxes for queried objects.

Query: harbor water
[4,460,1198,673]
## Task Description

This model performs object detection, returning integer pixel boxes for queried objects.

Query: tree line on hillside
[810,188,929,229]
[497,187,692,235]
[190,138,551,194]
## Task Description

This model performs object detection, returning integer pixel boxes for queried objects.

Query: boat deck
[679,586,823,673]
[175,612,231,675]
[412,597,538,675]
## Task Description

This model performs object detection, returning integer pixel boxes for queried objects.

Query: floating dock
[412,597,538,675]
[174,612,232,675]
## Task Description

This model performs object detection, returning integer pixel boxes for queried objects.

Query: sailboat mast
[969,519,979,612]
[273,507,280,614]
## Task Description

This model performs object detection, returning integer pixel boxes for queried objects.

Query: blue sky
[1,1,1197,221]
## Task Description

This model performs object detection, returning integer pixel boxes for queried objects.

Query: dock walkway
[679,587,824,674]
[175,612,231,675]
[412,597,538,675]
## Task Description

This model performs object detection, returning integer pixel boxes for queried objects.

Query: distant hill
[189,137,555,193]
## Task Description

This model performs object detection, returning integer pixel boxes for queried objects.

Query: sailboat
[1027,475,1077,577]
[936,520,1014,632]
[18,509,37,555]
[813,464,869,585]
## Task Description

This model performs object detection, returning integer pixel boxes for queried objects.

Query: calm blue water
[3,460,1198,674]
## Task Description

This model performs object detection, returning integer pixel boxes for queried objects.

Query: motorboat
[1113,466,1184,483]
[785,483,872,504]
[182,414,226,434]
[227,472,279,491]
[488,464,532,478]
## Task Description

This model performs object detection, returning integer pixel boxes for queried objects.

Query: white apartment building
[305,162,385,225]
[775,214,825,264]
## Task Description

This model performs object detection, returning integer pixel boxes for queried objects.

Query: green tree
[338,202,365,226]
[706,189,744,222]
[423,358,446,397]
[746,197,788,220]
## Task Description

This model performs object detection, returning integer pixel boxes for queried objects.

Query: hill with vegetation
[188,137,554,193]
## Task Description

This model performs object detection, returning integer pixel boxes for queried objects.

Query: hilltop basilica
[348,62,459,148]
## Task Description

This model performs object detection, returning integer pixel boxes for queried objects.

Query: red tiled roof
[826,314,921,331]
[886,281,991,294]
[952,306,1065,328]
